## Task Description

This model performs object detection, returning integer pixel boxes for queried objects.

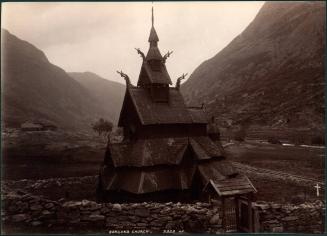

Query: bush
[92,118,113,138]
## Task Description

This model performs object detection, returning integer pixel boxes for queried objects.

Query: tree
[92,118,113,139]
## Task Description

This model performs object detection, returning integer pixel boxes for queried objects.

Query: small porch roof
[204,174,257,197]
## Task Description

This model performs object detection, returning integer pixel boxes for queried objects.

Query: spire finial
[151,5,154,27]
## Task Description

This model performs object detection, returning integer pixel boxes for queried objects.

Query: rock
[89,214,105,221]
[271,203,282,209]
[256,203,270,210]
[69,219,80,224]
[136,222,147,227]
[264,220,279,224]
[31,221,42,226]
[81,199,92,206]
[41,210,52,216]
[282,216,298,221]
[12,213,29,222]
[91,210,101,215]
[135,208,150,217]
[30,204,42,211]
[209,214,220,225]
[106,217,118,224]
[16,189,27,195]
[58,198,65,203]
[112,204,122,211]
[62,201,82,208]
[128,215,141,221]
[29,196,41,203]
[44,203,55,209]
[17,202,29,211]
[8,205,19,212]
[81,200,100,211]
[272,226,284,232]
[101,207,110,214]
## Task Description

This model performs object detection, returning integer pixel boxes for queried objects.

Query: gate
[217,198,238,232]
[225,205,237,232]
[237,197,260,232]
[216,196,259,233]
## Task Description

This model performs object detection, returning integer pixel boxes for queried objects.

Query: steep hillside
[1,29,116,130]
[182,2,325,131]
[69,72,125,124]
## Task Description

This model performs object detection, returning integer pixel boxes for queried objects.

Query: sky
[2,1,265,85]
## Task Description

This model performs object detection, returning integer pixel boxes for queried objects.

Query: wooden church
[97,8,256,206]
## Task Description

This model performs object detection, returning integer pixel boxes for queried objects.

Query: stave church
[97,7,256,205]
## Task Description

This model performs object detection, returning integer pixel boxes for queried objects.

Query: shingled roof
[100,137,255,195]
[107,136,224,168]
[148,26,159,43]
[139,61,172,85]
[126,87,206,125]
[101,165,194,194]
[108,138,189,167]
[204,175,257,197]
[101,136,242,194]
[146,46,162,61]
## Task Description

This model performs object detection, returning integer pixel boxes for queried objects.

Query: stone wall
[254,201,325,233]
[1,190,223,233]
[2,189,325,233]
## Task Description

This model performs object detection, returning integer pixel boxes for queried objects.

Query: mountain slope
[1,29,117,130]
[182,2,325,130]
[69,72,125,123]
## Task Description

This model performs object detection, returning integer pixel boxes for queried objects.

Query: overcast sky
[2,1,264,85]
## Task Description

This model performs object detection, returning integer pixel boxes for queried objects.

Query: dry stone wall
[2,190,223,233]
[2,189,325,233]
[254,201,325,233]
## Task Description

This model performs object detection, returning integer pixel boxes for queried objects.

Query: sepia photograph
[1,1,325,234]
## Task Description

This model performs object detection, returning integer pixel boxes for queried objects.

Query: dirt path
[232,161,325,186]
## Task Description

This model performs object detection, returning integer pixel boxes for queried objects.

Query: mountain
[1,29,121,130]
[182,2,325,132]
[68,72,125,123]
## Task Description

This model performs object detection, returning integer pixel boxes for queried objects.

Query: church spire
[152,6,154,27]
[148,6,159,45]
[136,5,172,87]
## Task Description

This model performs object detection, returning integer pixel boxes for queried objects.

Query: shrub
[92,118,113,138]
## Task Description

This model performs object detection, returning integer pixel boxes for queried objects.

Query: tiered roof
[101,136,255,195]
[100,7,256,200]
[118,87,207,126]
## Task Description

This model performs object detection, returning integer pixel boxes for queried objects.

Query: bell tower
[136,7,172,102]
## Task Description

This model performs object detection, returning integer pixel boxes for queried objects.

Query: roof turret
[137,6,172,86]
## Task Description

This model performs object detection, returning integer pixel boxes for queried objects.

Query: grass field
[224,141,325,203]
[224,141,325,180]
[2,130,106,180]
